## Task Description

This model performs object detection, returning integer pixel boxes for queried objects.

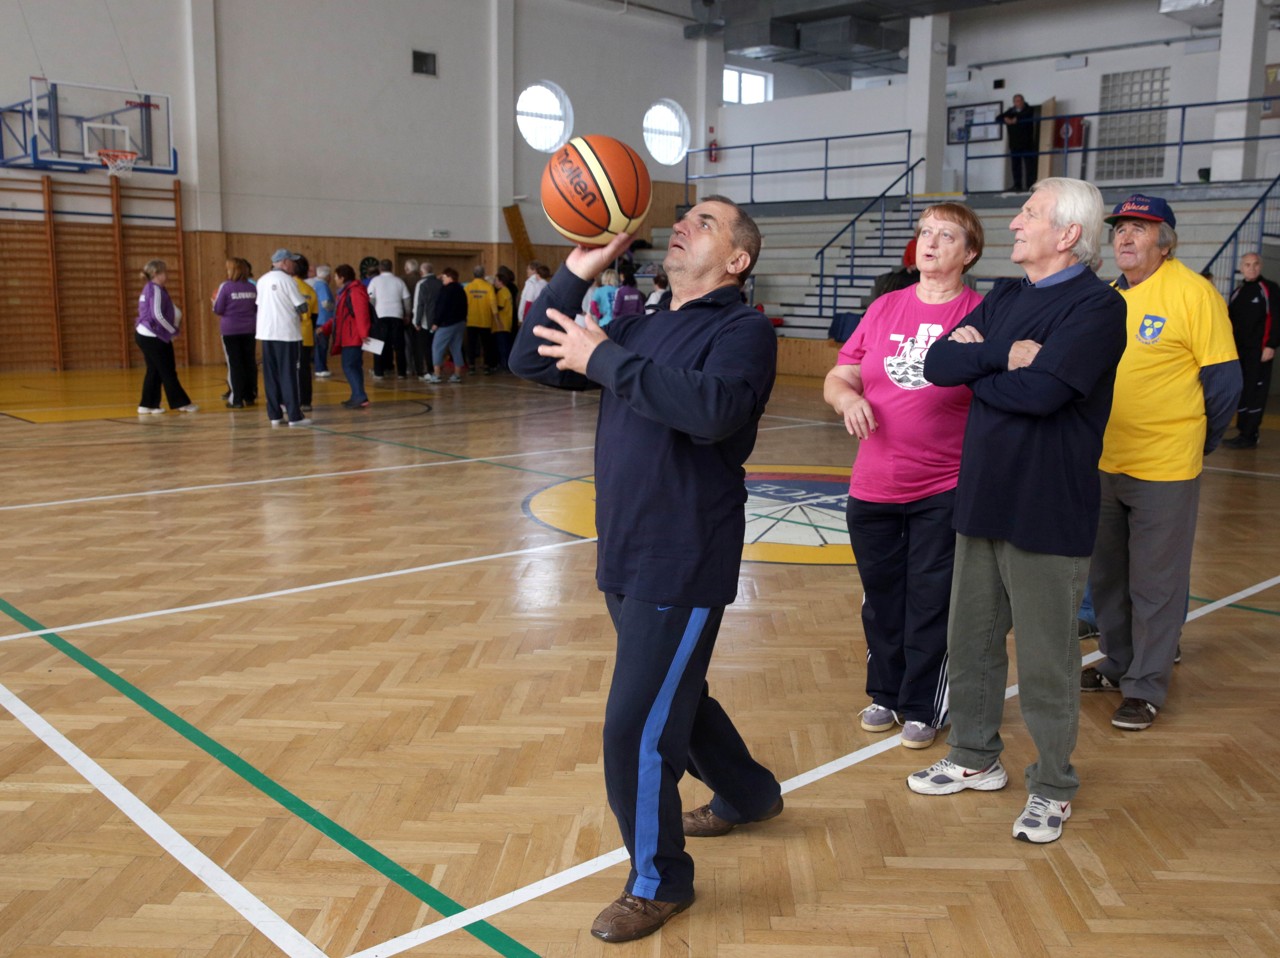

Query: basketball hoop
[96,148,137,178]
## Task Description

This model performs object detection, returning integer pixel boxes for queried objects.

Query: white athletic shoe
[1012,794,1071,843]
[178,403,199,413]
[288,418,313,427]
[137,406,163,415]
[907,758,1008,795]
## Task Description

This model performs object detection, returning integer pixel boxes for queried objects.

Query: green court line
[0,597,540,958]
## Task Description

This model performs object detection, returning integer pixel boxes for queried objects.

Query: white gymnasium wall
[513,0,699,244]
[0,0,703,243]
[0,0,188,119]
[725,53,851,100]
[212,0,508,240]
[703,0,1243,201]
[0,0,193,221]
[709,84,909,203]
[0,0,190,171]
[946,0,1224,193]
[4,0,1274,240]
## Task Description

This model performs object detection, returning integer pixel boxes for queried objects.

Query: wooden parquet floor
[0,367,1277,957]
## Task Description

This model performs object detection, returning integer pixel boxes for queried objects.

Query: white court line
[3,417,823,514]
[1186,573,1280,618]
[760,413,838,426]
[0,681,329,958]
[352,571,1280,958]
[1203,465,1280,480]
[0,538,596,646]
[0,443,597,512]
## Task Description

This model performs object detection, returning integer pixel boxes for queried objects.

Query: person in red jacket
[321,263,372,408]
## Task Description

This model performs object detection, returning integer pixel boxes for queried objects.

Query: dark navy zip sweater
[923,270,1127,557]
[509,266,776,606]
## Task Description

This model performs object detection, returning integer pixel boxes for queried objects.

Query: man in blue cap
[255,249,310,426]
[1082,194,1240,730]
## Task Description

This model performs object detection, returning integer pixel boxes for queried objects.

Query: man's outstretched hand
[532,309,608,374]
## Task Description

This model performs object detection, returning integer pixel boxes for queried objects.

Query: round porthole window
[517,81,574,152]
[643,99,690,166]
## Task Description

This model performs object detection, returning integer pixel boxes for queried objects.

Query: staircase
[638,189,1264,341]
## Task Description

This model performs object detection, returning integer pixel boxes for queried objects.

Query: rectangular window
[412,50,437,76]
[1096,67,1170,180]
[723,67,771,105]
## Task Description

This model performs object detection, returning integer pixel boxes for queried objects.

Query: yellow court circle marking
[524,465,854,565]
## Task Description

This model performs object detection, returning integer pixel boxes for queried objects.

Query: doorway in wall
[396,251,485,279]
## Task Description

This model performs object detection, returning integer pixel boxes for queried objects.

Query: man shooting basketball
[509,196,784,943]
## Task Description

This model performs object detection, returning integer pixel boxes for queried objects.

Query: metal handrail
[812,158,925,319]
[961,94,1280,191]
[1200,169,1280,297]
[682,128,912,206]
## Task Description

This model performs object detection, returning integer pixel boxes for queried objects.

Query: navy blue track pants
[603,593,781,902]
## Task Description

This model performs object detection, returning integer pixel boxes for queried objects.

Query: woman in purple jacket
[212,258,258,408]
[135,260,197,414]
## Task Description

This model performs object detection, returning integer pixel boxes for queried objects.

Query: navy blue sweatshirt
[923,270,1127,557]
[509,266,776,606]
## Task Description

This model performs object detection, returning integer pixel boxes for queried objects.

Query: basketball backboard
[0,77,177,174]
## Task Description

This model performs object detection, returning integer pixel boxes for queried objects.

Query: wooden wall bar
[0,174,185,371]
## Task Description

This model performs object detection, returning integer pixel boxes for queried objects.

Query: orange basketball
[541,135,652,246]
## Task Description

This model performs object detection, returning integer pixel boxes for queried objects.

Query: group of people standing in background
[134,252,578,421]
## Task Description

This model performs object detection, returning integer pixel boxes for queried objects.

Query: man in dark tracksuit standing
[1224,251,1280,448]
[509,196,784,943]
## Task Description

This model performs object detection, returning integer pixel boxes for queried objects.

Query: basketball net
[96,149,138,178]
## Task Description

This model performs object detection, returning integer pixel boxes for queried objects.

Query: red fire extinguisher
[708,139,720,163]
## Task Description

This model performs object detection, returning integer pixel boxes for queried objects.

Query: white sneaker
[907,758,1008,795]
[269,419,283,427]
[422,374,442,383]
[315,371,331,378]
[137,406,163,415]
[448,374,462,383]
[288,418,313,427]
[1012,794,1071,843]
[179,403,199,413]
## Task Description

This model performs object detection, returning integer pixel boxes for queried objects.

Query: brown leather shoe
[682,795,784,837]
[590,892,694,942]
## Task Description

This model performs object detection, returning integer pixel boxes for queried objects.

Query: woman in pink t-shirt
[823,203,985,750]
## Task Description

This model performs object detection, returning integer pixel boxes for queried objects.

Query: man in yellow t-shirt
[465,265,498,374]
[1083,195,1241,731]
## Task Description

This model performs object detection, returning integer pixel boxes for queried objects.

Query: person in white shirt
[518,261,550,323]
[256,249,310,426]
[366,259,412,379]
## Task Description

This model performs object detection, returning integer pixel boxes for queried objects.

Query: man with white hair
[908,178,1128,844]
